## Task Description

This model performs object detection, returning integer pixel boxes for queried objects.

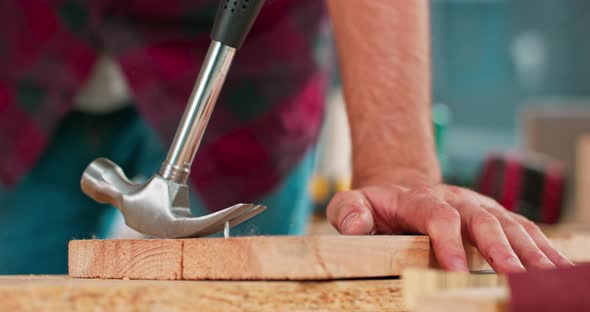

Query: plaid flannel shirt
[0,0,328,211]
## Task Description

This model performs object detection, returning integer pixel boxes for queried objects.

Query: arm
[327,0,438,188]
[325,0,572,273]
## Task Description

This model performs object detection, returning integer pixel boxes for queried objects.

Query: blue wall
[431,0,590,183]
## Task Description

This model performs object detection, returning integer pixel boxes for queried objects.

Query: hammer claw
[187,204,267,237]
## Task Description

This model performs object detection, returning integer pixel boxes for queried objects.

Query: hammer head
[80,158,265,238]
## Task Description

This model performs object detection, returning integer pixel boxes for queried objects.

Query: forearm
[326,0,440,187]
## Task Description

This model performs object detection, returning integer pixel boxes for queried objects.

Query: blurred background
[310,0,590,228]
[4,0,590,275]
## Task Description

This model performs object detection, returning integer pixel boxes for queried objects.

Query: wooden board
[0,276,404,312]
[69,234,590,281]
[69,236,434,280]
[69,239,183,280]
[415,287,508,312]
[520,104,590,221]
[402,268,506,311]
[413,264,590,312]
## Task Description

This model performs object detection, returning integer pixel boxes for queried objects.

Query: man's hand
[326,183,574,273]
[325,0,572,273]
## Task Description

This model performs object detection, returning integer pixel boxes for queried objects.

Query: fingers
[327,187,469,272]
[444,193,526,273]
[445,189,574,272]
[397,188,469,272]
[487,209,556,270]
[326,190,376,235]
[477,191,572,268]
[468,210,526,273]
[426,208,469,272]
[327,184,572,275]
[511,213,574,268]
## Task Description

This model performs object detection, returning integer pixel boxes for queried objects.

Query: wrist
[352,165,442,189]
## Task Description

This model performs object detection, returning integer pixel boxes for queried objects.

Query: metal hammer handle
[159,0,266,184]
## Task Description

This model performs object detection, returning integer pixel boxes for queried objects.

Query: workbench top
[2,222,587,311]
[0,276,405,311]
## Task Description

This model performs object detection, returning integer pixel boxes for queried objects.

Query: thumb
[326,190,375,235]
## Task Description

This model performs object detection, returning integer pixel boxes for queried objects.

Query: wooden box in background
[520,101,590,223]
[576,136,590,225]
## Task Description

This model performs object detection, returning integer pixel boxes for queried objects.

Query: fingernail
[341,213,359,234]
[539,257,556,269]
[564,260,576,267]
[556,252,575,267]
[449,256,469,272]
[507,256,526,272]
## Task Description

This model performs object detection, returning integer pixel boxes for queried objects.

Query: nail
[341,213,359,234]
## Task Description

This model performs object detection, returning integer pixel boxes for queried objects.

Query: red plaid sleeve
[0,0,329,211]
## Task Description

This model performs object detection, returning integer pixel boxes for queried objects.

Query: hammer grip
[211,0,266,49]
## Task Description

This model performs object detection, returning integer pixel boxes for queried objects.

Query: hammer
[81,0,268,238]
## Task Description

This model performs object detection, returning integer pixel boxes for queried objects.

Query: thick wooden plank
[70,236,434,280]
[68,239,183,280]
[402,268,506,311]
[414,265,590,312]
[68,234,590,280]
[0,276,404,312]
[416,288,508,312]
[182,236,432,280]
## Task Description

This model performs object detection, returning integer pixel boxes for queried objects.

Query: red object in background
[508,264,590,312]
[476,152,565,224]
[541,165,565,224]
[501,157,523,212]
[479,153,499,197]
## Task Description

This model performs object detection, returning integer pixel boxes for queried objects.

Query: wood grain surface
[69,236,434,280]
[402,268,506,311]
[415,287,508,312]
[0,276,405,312]
[69,234,590,281]
[68,239,183,280]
